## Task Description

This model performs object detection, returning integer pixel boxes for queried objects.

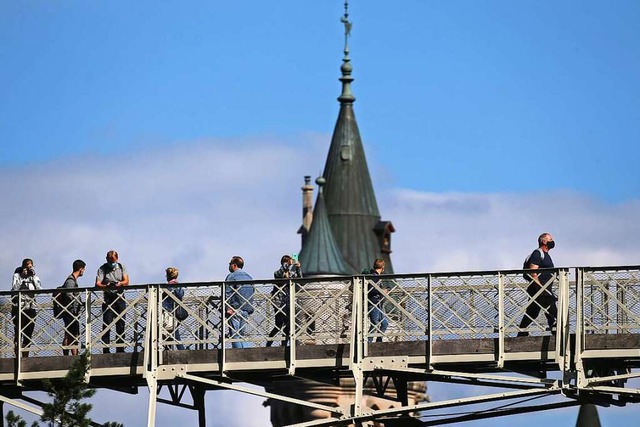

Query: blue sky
[2,1,639,201]
[1,1,640,426]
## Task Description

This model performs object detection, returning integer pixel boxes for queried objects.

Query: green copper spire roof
[298,177,353,276]
[299,1,395,275]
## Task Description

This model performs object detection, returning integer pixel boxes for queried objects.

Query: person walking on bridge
[517,233,557,337]
[225,256,254,349]
[95,250,129,353]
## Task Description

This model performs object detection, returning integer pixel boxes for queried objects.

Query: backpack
[522,248,545,281]
[52,286,68,318]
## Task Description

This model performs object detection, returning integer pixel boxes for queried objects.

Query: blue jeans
[369,305,388,343]
[174,328,185,350]
[228,312,248,348]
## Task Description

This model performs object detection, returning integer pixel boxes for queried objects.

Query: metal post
[575,268,586,388]
[497,272,505,368]
[15,293,22,383]
[220,282,227,375]
[146,285,158,427]
[288,278,296,376]
[427,274,433,370]
[192,386,207,427]
[146,375,157,427]
[349,276,364,419]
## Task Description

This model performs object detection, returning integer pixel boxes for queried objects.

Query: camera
[23,268,35,277]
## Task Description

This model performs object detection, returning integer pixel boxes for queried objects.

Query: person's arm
[33,275,42,290]
[11,274,20,291]
[225,280,235,315]
[95,267,106,288]
[116,272,129,288]
[528,262,542,285]
[274,267,287,279]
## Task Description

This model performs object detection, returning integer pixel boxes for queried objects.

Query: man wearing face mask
[517,233,557,337]
[96,250,129,353]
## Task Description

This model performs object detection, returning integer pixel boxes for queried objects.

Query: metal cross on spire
[340,0,352,52]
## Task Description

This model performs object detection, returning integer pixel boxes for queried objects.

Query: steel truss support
[289,386,562,427]
[0,394,43,418]
[177,373,344,417]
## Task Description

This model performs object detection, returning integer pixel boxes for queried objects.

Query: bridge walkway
[1,266,639,426]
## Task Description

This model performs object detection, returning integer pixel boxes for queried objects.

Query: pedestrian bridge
[1,266,640,426]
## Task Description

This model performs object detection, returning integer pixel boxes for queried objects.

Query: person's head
[373,259,385,273]
[166,267,179,282]
[280,255,293,266]
[106,250,119,266]
[20,258,35,277]
[538,233,555,251]
[73,259,86,276]
[229,256,244,273]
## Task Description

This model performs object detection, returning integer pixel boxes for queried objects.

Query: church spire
[299,0,394,275]
[338,1,355,104]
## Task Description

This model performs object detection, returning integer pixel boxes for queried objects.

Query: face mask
[546,241,555,249]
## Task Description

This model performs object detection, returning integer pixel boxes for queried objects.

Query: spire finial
[338,0,355,104]
[340,1,352,54]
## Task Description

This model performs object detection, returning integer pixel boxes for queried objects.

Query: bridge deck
[1,266,639,426]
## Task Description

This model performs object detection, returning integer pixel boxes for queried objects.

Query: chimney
[298,175,314,246]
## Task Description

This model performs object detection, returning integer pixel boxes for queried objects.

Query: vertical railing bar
[288,278,296,376]
[15,292,22,383]
[220,282,227,376]
[497,272,504,369]
[575,267,585,388]
[427,274,433,370]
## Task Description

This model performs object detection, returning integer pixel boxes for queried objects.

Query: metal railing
[0,266,638,362]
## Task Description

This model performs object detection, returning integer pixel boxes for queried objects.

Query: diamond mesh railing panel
[430,274,499,340]
[294,278,353,345]
[159,284,223,350]
[581,268,640,336]
[0,298,13,358]
[87,287,148,354]
[367,276,429,342]
[505,270,559,337]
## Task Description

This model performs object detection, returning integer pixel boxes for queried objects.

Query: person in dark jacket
[518,233,557,337]
[267,255,302,347]
[60,259,85,356]
[366,259,389,343]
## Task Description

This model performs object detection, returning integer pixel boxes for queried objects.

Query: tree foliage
[5,353,123,427]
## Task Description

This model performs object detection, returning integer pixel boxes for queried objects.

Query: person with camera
[266,255,302,347]
[11,258,42,357]
[95,250,129,353]
[60,259,86,356]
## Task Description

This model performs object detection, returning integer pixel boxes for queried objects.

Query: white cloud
[1,136,639,426]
